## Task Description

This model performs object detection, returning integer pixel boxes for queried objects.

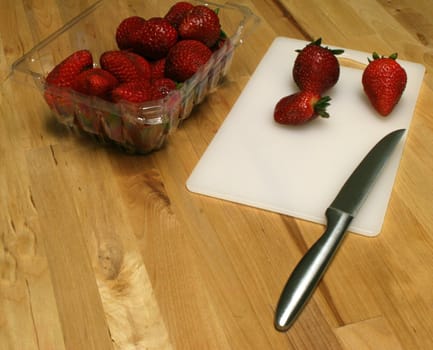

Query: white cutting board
[186,37,425,236]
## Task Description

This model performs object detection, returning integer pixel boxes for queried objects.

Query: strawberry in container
[20,0,258,154]
[71,67,119,135]
[110,78,177,153]
[43,49,93,122]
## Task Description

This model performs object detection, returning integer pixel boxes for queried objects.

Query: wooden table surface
[1,0,433,349]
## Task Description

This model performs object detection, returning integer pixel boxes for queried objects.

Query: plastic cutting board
[186,37,425,236]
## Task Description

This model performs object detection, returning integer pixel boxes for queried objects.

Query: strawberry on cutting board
[274,91,331,125]
[362,52,407,116]
[292,38,343,94]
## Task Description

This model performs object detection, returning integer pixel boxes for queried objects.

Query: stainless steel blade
[330,128,406,216]
[274,128,405,332]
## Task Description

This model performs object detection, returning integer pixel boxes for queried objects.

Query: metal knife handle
[274,207,353,331]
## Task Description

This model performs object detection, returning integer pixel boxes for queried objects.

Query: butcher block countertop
[1,1,433,349]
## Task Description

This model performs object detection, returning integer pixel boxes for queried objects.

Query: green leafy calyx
[368,52,398,62]
[313,95,331,118]
[296,37,344,55]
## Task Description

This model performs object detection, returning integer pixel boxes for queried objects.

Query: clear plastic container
[11,0,259,154]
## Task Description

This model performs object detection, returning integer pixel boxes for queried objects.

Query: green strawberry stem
[296,37,344,55]
[219,29,227,39]
[369,52,398,62]
[314,95,331,118]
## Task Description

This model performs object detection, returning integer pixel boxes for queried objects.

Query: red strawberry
[164,1,194,28]
[150,58,166,79]
[274,91,331,125]
[46,49,93,87]
[71,68,119,98]
[211,31,228,52]
[43,87,75,115]
[165,40,212,82]
[178,5,221,47]
[44,50,93,112]
[292,38,343,94]
[100,50,151,83]
[115,16,146,50]
[150,78,177,99]
[111,81,153,103]
[134,17,178,60]
[362,52,407,116]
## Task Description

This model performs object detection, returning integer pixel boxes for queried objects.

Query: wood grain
[1,0,433,349]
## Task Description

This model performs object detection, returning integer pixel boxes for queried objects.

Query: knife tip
[392,128,406,138]
[274,310,295,332]
[274,321,290,332]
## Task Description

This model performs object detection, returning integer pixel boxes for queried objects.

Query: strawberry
[362,52,407,116]
[43,87,75,116]
[165,39,212,82]
[111,78,176,118]
[46,49,93,87]
[134,17,178,60]
[274,91,331,125]
[44,49,93,112]
[292,38,343,94]
[178,5,221,47]
[211,31,228,52]
[150,78,177,99]
[149,58,166,79]
[164,1,194,28]
[100,50,151,83]
[115,16,146,50]
[111,81,153,103]
[71,68,119,98]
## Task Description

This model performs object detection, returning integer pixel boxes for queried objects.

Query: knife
[274,128,405,332]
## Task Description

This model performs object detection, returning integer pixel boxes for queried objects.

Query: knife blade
[274,128,405,332]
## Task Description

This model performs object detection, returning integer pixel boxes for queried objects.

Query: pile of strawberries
[44,1,225,106]
[274,38,408,125]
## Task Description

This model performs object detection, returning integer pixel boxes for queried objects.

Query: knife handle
[274,207,353,331]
